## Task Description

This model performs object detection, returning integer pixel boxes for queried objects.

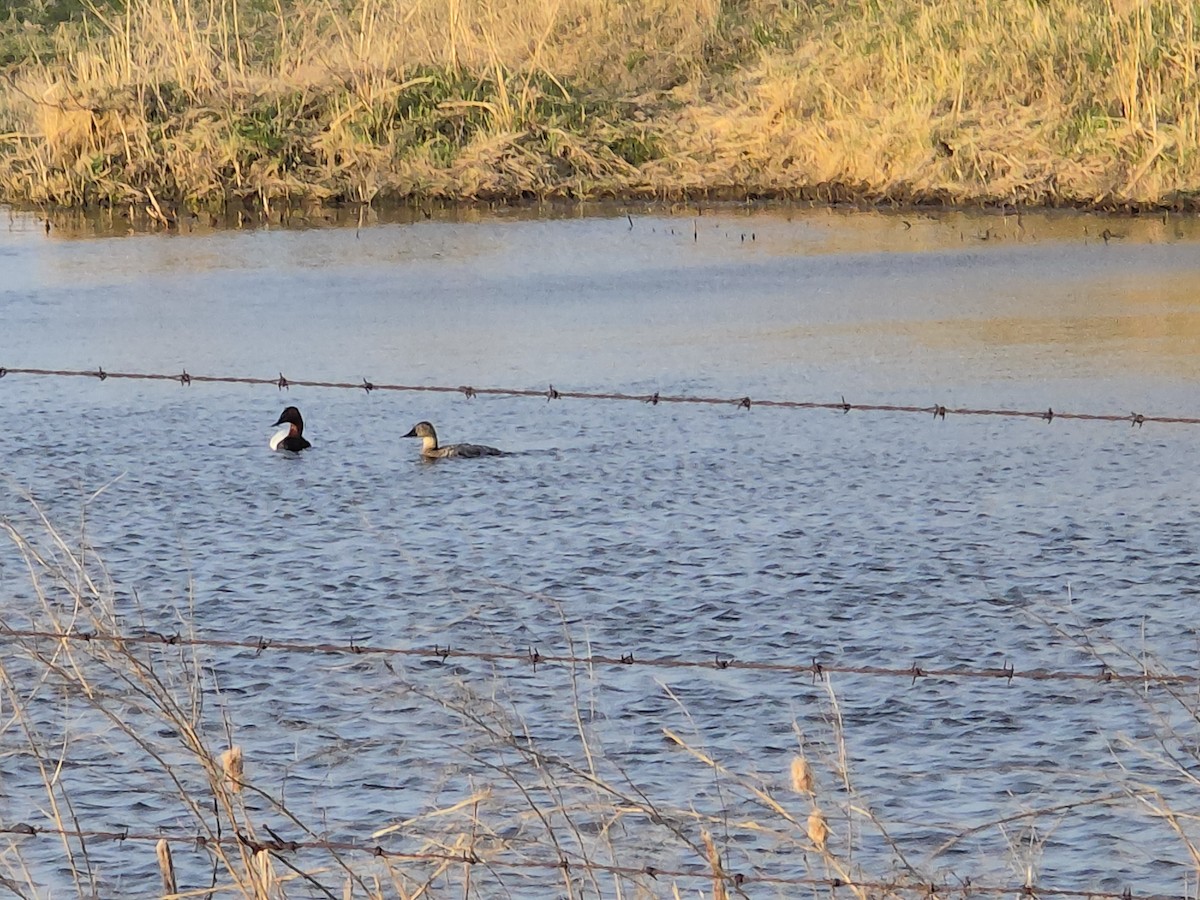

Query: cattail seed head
[807,808,829,852]
[790,756,814,794]
[156,839,176,894]
[221,746,244,794]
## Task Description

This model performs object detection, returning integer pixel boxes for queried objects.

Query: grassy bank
[0,0,1198,214]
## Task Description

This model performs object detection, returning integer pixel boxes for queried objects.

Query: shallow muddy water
[3,205,1200,896]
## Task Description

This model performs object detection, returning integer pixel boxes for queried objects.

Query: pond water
[2,204,1200,897]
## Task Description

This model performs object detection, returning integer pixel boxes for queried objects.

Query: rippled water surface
[3,205,1200,896]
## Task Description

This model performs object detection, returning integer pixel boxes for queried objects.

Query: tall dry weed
[0,499,375,896]
[0,496,922,896]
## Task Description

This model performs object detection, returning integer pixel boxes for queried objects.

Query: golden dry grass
[661,0,1200,207]
[0,0,1197,213]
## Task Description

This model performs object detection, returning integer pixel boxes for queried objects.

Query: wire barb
[179,370,191,386]
[264,824,298,852]
[95,366,107,381]
[277,373,289,390]
[361,378,375,394]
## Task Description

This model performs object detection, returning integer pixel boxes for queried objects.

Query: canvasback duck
[404,421,501,459]
[270,406,311,452]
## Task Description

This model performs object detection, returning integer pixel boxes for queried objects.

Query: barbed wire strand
[0,823,1182,900]
[0,366,1194,427]
[1,626,1189,687]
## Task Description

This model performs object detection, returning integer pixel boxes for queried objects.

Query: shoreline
[10,194,1191,240]
[11,191,1200,221]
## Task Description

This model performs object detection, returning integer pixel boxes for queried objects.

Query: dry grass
[0,0,1197,213]
[0,0,723,211]
[662,0,1200,208]
[0,497,925,897]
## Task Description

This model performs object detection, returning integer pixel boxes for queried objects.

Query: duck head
[273,406,305,430]
[404,421,439,452]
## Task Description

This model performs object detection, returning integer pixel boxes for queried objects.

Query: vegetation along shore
[0,0,1198,215]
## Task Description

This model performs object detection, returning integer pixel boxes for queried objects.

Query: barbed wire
[0,823,1183,899]
[0,366,1195,426]
[1,625,1188,688]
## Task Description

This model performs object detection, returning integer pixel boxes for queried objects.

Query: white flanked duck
[270,406,312,452]
[404,421,501,459]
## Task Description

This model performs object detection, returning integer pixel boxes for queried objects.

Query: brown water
[2,205,1200,896]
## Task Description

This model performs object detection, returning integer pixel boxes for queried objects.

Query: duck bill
[272,415,286,427]
[403,427,418,438]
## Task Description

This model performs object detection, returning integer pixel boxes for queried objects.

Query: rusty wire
[1,625,1189,687]
[0,823,1182,899]
[0,366,1195,426]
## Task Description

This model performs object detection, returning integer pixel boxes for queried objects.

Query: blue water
[2,205,1200,897]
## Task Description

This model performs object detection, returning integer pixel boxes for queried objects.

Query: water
[2,205,1200,897]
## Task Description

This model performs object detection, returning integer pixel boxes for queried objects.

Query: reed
[154,838,176,895]
[0,502,365,897]
[0,0,1197,214]
[0,497,922,897]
